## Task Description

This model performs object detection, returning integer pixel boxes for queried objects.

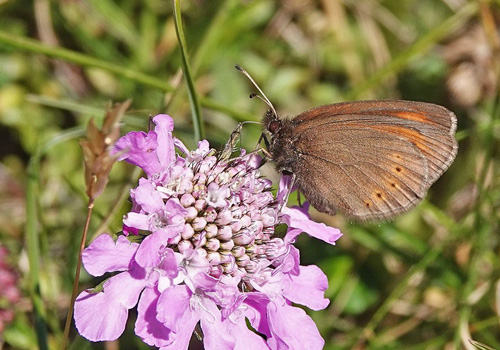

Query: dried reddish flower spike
[79,100,131,199]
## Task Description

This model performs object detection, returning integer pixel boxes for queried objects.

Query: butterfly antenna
[249,93,275,113]
[235,64,278,118]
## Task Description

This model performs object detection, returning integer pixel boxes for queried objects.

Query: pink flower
[75,114,342,349]
[0,246,21,333]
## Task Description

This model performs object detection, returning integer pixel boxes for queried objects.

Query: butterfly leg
[218,121,263,161]
[256,132,273,159]
[218,122,244,160]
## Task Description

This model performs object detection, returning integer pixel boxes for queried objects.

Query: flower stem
[173,0,205,142]
[26,153,48,350]
[60,186,95,350]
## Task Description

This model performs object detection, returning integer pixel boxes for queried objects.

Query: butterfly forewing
[293,100,458,183]
[293,127,429,220]
[272,100,458,220]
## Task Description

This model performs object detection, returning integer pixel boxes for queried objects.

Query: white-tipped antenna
[235,65,278,118]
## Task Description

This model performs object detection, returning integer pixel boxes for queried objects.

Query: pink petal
[243,294,271,338]
[173,137,189,154]
[284,265,330,311]
[282,205,342,244]
[279,244,300,275]
[268,303,324,350]
[74,267,147,341]
[82,234,138,276]
[276,175,293,203]
[205,313,269,350]
[113,131,161,176]
[159,312,198,350]
[135,231,174,268]
[199,300,237,350]
[152,114,175,169]
[135,287,173,347]
[156,285,193,333]
[133,179,165,213]
[232,320,270,350]
[123,212,149,231]
[157,287,199,350]
[165,198,188,224]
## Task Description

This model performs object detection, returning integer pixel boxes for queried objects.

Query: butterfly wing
[289,100,458,220]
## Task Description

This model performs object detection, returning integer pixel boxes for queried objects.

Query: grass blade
[172,0,205,142]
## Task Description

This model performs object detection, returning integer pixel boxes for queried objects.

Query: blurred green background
[0,0,499,349]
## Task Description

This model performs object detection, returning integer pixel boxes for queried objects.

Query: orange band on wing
[392,111,440,126]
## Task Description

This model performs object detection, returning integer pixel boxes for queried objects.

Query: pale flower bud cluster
[155,146,286,289]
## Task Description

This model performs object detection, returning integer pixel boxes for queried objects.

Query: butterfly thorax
[263,110,300,175]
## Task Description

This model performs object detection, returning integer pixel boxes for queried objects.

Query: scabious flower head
[0,245,21,333]
[75,114,342,349]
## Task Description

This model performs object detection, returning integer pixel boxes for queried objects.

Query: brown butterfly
[236,66,458,221]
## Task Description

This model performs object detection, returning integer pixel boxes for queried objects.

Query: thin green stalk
[469,339,497,350]
[0,30,174,92]
[26,95,104,117]
[347,3,478,99]
[26,151,49,350]
[25,127,95,349]
[190,0,240,75]
[173,0,204,142]
[453,98,500,349]
[61,196,95,350]
[454,224,490,350]
[87,0,139,46]
[0,30,252,123]
[159,0,239,118]
[25,95,154,129]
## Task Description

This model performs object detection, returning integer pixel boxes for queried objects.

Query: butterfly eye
[268,120,281,133]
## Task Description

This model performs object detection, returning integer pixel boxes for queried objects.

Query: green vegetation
[0,0,498,349]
